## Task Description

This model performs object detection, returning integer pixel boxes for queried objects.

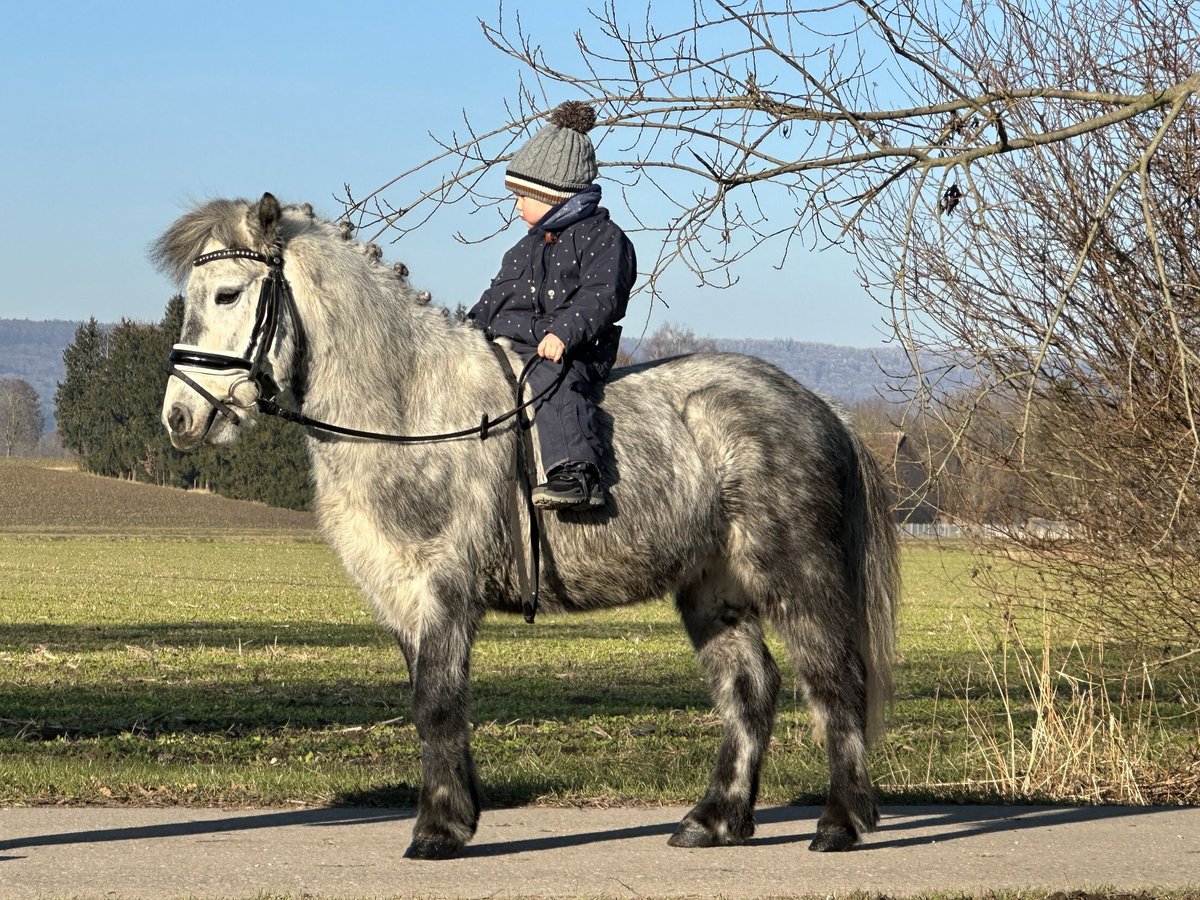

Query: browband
[193,247,282,268]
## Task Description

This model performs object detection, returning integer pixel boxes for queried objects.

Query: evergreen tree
[104,319,174,480]
[55,318,108,462]
[197,415,312,509]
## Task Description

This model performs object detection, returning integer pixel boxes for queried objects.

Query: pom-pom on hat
[505,101,599,205]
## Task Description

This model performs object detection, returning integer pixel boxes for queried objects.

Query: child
[469,101,637,510]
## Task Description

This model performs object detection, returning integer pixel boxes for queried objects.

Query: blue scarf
[531,184,602,234]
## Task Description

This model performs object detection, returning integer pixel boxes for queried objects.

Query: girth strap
[486,341,543,624]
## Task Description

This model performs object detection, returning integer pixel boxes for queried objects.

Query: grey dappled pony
[156,193,899,860]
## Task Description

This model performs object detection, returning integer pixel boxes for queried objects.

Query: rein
[166,244,562,622]
[253,355,559,446]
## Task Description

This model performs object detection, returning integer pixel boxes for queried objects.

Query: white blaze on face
[160,252,268,449]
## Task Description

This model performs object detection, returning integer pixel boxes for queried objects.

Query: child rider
[468,101,637,511]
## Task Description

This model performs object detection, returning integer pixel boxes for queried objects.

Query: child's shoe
[532,462,606,510]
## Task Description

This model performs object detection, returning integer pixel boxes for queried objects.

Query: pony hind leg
[393,631,415,683]
[770,600,878,852]
[669,570,781,848]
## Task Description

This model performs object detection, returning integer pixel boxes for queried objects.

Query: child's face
[515,194,552,228]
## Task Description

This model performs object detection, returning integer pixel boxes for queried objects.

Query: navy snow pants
[516,347,605,476]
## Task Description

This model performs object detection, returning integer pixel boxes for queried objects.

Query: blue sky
[0,1,890,347]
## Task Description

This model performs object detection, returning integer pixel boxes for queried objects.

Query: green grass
[3,530,1193,808]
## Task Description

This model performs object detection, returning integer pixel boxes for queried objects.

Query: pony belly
[537,520,708,611]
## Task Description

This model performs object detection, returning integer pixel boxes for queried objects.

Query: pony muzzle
[165,344,261,443]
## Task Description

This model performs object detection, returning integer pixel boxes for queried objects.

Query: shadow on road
[464,820,679,857]
[869,804,1170,850]
[468,804,1177,856]
[0,808,413,855]
[0,803,1177,859]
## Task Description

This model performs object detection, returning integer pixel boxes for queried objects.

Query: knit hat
[505,101,598,205]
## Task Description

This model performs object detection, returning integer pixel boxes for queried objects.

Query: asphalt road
[1,804,1197,898]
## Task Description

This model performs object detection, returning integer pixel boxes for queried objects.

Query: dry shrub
[956,611,1199,805]
[859,1,1200,647]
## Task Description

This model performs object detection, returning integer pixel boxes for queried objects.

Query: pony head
[154,193,305,450]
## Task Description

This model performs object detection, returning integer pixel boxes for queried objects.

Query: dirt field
[0,458,315,533]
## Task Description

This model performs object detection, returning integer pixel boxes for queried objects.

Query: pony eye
[215,289,242,305]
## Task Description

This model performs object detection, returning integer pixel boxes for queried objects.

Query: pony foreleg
[403,619,482,861]
[670,584,780,848]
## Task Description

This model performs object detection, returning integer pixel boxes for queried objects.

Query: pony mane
[152,196,438,311]
[150,198,257,284]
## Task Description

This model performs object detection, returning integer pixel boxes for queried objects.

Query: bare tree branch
[349,0,1200,643]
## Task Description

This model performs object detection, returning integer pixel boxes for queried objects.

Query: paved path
[1,804,1197,898]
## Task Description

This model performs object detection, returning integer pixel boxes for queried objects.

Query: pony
[155,193,899,860]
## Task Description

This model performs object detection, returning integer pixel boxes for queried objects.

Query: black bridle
[165,243,563,622]
[165,246,294,427]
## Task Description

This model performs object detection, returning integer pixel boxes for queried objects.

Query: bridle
[165,245,296,427]
[165,242,564,621]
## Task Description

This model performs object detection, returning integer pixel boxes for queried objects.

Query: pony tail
[845,428,900,742]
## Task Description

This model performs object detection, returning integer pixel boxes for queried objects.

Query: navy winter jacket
[469,191,637,373]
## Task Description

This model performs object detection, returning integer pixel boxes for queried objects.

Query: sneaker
[532,462,606,510]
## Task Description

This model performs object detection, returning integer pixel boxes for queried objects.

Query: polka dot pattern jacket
[469,204,637,375]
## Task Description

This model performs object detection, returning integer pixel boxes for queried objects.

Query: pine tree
[54,318,109,464]
[104,319,172,480]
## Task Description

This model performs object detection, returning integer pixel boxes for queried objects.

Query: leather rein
[165,244,560,622]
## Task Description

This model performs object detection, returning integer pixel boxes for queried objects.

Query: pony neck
[285,233,461,432]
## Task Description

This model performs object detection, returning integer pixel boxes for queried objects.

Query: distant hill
[0,318,908,424]
[0,319,101,426]
[713,337,908,403]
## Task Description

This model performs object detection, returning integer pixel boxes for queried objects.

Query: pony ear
[249,192,282,244]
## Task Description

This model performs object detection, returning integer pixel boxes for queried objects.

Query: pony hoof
[808,825,858,852]
[668,819,717,848]
[668,817,745,848]
[404,836,463,860]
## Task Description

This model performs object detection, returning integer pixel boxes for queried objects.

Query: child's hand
[537,333,566,363]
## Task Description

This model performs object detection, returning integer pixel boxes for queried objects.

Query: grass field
[1,458,1196,808]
